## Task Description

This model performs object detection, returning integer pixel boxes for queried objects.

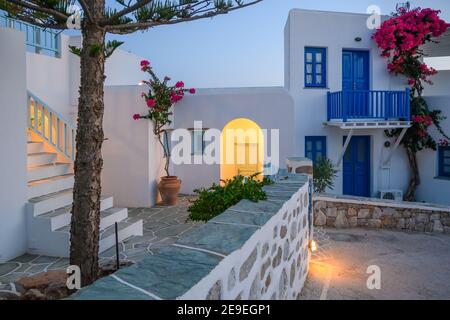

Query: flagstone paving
[0,196,202,285]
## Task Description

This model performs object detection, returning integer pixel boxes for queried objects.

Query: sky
[100,0,450,88]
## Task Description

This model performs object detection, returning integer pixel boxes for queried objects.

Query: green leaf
[68,45,82,57]
[105,40,125,58]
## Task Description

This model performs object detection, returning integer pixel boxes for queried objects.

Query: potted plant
[133,59,195,205]
[313,157,338,194]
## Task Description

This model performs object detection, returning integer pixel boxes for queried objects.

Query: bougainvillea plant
[134,59,195,176]
[373,3,449,201]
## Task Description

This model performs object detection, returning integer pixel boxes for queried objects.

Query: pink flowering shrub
[374,4,449,153]
[133,59,195,176]
[374,3,449,200]
[373,5,447,90]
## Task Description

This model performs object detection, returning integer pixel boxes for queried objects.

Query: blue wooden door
[343,136,370,197]
[343,50,370,119]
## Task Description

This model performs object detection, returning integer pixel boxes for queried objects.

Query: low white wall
[181,180,312,300]
[102,85,164,208]
[173,87,295,194]
[0,28,28,262]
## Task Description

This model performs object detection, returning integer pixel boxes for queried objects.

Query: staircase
[26,92,143,258]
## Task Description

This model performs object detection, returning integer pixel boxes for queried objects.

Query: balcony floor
[325,120,411,129]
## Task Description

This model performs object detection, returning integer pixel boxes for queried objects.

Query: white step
[27,174,74,199]
[28,163,72,181]
[27,217,143,258]
[35,196,115,231]
[28,189,74,217]
[28,152,57,167]
[98,219,143,253]
[27,141,44,154]
[100,207,129,230]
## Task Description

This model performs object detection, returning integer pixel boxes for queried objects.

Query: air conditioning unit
[379,189,403,202]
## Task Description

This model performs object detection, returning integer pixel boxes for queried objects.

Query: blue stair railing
[327,88,411,122]
[0,13,60,57]
[27,91,75,161]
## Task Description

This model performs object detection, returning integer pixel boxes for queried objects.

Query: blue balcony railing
[0,13,60,56]
[327,89,411,122]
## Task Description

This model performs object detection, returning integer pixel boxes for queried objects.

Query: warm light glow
[138,81,144,86]
[220,118,264,182]
[309,240,318,252]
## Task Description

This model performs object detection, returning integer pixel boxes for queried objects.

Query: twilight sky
[102,0,450,88]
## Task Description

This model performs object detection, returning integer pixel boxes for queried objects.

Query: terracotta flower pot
[158,176,181,205]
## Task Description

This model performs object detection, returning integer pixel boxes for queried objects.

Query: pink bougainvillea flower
[175,81,184,88]
[133,114,141,120]
[408,79,416,86]
[170,91,183,104]
[147,99,156,108]
[140,60,150,71]
[189,88,196,94]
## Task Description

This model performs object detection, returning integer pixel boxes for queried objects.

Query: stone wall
[314,194,450,234]
[72,173,312,300]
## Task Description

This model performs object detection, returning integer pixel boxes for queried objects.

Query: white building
[0,9,449,262]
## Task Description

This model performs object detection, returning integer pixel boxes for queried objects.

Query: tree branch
[77,0,94,23]
[5,0,70,22]
[102,0,152,25]
[105,0,262,34]
[11,13,67,30]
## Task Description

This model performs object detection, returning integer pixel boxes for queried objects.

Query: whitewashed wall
[27,34,144,125]
[284,10,412,197]
[173,87,295,194]
[102,85,164,208]
[26,34,75,122]
[0,28,28,262]
[181,180,312,300]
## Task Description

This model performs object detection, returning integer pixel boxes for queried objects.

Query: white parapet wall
[181,177,312,300]
[72,173,313,300]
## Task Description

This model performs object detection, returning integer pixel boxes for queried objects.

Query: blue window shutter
[439,146,450,177]
[305,47,327,88]
[305,136,327,164]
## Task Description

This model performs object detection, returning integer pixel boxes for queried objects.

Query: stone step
[27,163,72,181]
[27,141,44,154]
[28,217,143,258]
[28,152,57,167]
[27,174,74,199]
[98,218,143,253]
[36,196,115,231]
[28,188,74,217]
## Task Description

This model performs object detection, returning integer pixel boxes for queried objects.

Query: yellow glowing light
[309,240,318,252]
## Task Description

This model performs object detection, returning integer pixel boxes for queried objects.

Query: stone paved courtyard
[0,196,202,284]
[300,228,450,300]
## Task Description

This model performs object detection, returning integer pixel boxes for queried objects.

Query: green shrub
[313,157,338,193]
[188,174,273,222]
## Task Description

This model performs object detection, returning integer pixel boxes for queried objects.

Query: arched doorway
[220,118,264,182]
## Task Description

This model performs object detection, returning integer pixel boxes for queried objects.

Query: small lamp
[309,239,318,252]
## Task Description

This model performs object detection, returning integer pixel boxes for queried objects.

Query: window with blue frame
[305,136,327,164]
[191,129,206,155]
[305,47,327,88]
[438,146,450,177]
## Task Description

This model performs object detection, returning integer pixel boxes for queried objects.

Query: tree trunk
[404,146,420,202]
[70,2,106,286]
